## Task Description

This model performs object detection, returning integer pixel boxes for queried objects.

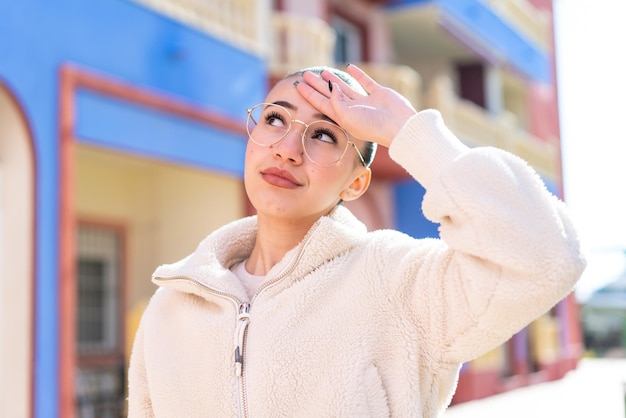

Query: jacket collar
[152,205,367,302]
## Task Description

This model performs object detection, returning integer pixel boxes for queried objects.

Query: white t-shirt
[231,260,267,300]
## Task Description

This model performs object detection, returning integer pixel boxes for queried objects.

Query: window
[456,62,486,108]
[76,223,125,417]
[331,14,364,65]
[77,225,121,355]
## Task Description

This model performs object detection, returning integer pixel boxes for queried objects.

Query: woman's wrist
[385,111,418,147]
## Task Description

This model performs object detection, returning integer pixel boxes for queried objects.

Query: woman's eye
[311,127,339,144]
[265,111,286,128]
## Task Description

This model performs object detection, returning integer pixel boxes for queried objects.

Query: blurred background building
[0,0,583,416]
[581,253,626,359]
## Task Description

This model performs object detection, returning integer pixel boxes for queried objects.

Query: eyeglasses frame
[246,102,367,167]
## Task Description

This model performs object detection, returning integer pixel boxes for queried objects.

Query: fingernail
[328,80,333,92]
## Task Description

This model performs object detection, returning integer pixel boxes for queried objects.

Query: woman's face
[244,75,370,224]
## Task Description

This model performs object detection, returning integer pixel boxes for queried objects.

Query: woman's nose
[272,122,305,164]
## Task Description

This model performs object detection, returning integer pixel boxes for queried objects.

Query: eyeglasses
[246,103,366,167]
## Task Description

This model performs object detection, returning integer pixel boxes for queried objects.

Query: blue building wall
[395,181,439,239]
[0,1,265,416]
[75,89,248,176]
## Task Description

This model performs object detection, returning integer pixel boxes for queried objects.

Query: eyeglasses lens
[246,103,351,166]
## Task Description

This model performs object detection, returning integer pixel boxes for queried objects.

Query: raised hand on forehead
[295,64,417,148]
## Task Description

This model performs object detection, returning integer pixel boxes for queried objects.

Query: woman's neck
[246,214,318,276]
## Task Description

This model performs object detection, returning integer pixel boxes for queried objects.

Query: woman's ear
[340,168,372,202]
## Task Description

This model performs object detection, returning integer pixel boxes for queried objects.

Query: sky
[554,0,626,300]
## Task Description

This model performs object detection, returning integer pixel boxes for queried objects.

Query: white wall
[0,86,34,418]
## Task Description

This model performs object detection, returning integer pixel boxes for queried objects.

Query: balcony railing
[484,0,550,50]
[425,76,558,179]
[269,12,336,78]
[132,0,268,54]
[356,64,422,110]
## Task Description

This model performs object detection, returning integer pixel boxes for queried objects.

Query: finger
[345,64,380,95]
[295,79,335,116]
[318,71,361,100]
[301,71,333,98]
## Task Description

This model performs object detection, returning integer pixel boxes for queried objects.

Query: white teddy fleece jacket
[128,110,585,418]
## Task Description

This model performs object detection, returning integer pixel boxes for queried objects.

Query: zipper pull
[235,346,243,377]
[234,303,250,376]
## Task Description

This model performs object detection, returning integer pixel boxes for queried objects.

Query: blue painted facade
[395,181,439,239]
[76,89,248,176]
[1,1,265,415]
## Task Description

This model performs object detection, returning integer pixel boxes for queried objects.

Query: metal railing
[76,364,126,418]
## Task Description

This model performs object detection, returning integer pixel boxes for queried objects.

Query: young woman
[128,65,585,417]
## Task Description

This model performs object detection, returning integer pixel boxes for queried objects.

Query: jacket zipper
[235,302,250,417]
[237,224,320,417]
[152,276,251,416]
[154,222,320,418]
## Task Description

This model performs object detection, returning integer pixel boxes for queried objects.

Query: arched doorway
[0,82,35,418]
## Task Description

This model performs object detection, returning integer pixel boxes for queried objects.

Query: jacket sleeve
[387,109,586,364]
[127,317,155,418]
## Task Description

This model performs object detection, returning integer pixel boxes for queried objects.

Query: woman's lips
[261,167,303,188]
